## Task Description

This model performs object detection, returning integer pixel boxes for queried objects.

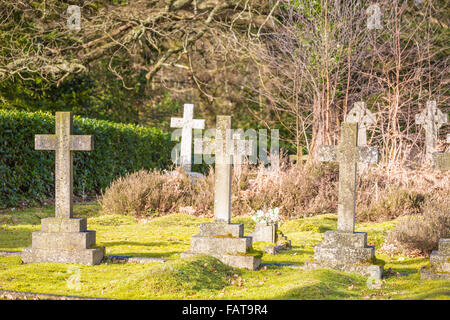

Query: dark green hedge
[0,110,174,208]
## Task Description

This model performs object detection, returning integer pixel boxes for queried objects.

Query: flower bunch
[252,207,280,225]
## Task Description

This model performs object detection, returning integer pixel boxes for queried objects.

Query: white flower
[252,207,280,225]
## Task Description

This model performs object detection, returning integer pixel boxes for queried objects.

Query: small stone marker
[345,102,376,171]
[421,239,450,280]
[182,116,261,270]
[249,224,291,255]
[305,123,383,279]
[415,101,448,160]
[422,136,450,279]
[171,104,205,172]
[22,112,104,265]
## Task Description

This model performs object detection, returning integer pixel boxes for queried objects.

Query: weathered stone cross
[170,104,205,172]
[345,102,376,171]
[415,101,448,160]
[194,116,233,223]
[345,102,376,147]
[432,134,450,170]
[35,112,93,219]
[317,123,379,232]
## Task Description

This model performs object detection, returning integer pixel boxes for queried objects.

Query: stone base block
[304,261,383,280]
[313,231,375,264]
[429,251,450,273]
[190,235,251,255]
[181,251,261,270]
[320,231,367,248]
[21,247,104,265]
[31,231,96,250]
[438,238,450,256]
[41,218,87,233]
[199,222,243,238]
[314,244,375,264]
[250,224,277,243]
[420,266,450,280]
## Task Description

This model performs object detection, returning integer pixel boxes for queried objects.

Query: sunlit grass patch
[0,204,448,300]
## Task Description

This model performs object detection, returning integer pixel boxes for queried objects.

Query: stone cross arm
[35,134,93,151]
[346,102,376,126]
[415,101,448,126]
[194,131,254,157]
[317,145,379,164]
[170,117,205,129]
[170,104,205,129]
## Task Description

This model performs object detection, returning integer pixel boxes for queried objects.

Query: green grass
[0,203,449,300]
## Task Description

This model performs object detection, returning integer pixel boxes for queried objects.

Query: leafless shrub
[385,191,450,255]
[100,161,449,224]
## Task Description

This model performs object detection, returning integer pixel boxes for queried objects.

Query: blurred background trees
[0,0,448,164]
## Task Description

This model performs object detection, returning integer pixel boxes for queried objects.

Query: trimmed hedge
[0,110,174,208]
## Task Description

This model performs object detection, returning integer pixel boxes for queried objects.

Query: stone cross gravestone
[22,112,104,265]
[316,123,378,232]
[305,123,383,279]
[171,104,205,172]
[345,102,376,171]
[182,116,261,270]
[415,101,448,160]
[422,139,450,279]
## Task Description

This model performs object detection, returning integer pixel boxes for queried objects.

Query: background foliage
[0,110,174,208]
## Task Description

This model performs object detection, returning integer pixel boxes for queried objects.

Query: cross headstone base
[250,223,278,243]
[180,221,261,270]
[248,223,292,255]
[304,231,383,279]
[22,217,104,265]
[420,238,450,280]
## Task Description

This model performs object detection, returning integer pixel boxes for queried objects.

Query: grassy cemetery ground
[0,203,448,300]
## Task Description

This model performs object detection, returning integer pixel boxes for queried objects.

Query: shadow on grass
[108,251,182,259]
[102,240,186,247]
[410,287,450,299]
[0,226,33,249]
[274,270,362,300]
[384,258,428,276]
[261,247,314,265]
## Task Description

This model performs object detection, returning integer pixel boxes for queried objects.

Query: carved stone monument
[305,123,383,279]
[22,112,104,265]
[170,103,205,172]
[415,101,448,160]
[181,116,261,270]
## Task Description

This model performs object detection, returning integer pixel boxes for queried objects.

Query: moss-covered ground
[0,203,448,300]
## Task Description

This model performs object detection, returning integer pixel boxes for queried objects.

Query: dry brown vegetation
[100,161,449,221]
[100,162,449,254]
[385,194,449,255]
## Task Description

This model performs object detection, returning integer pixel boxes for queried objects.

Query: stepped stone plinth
[421,238,450,280]
[181,116,261,270]
[22,217,104,265]
[304,230,382,279]
[21,112,104,265]
[305,123,383,280]
[181,222,260,270]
